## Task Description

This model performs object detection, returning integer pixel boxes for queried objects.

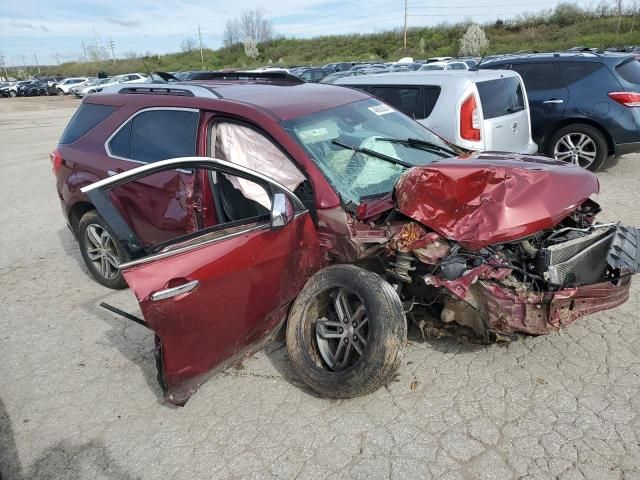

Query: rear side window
[364,85,441,120]
[615,58,640,85]
[59,103,117,144]
[560,62,603,85]
[108,109,199,162]
[510,62,565,91]
[476,77,525,119]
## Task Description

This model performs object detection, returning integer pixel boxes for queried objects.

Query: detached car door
[82,157,323,405]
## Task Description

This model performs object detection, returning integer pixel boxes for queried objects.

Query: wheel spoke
[86,247,101,261]
[354,316,369,332]
[105,251,120,268]
[335,341,352,368]
[353,340,365,356]
[350,304,366,323]
[576,134,589,149]
[564,135,576,149]
[100,254,110,276]
[555,152,573,161]
[86,225,102,248]
[333,288,352,323]
[316,324,343,340]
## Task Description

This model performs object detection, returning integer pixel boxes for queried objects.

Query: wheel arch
[68,201,95,235]
[543,118,615,157]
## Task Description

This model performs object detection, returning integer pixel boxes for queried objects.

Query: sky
[0,0,569,67]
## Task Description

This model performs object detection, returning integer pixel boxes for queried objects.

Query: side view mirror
[271,193,294,230]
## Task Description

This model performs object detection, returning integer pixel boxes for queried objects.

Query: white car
[69,78,96,95]
[74,77,112,97]
[54,77,88,95]
[93,73,149,93]
[336,70,538,154]
[419,61,469,71]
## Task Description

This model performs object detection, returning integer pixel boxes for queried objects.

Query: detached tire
[77,210,129,289]
[286,265,406,398]
[547,124,608,172]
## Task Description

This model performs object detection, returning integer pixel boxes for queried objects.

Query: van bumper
[519,140,539,155]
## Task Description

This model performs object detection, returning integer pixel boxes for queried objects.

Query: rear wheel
[286,265,406,398]
[8,90,16,98]
[77,210,128,289]
[547,124,608,171]
[56,88,64,96]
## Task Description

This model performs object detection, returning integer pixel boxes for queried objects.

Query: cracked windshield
[282,98,454,204]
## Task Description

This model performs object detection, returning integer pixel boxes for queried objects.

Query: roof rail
[188,71,304,83]
[114,83,221,98]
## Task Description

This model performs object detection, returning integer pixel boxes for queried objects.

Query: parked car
[25,80,50,96]
[419,60,469,71]
[69,77,96,95]
[297,68,332,83]
[323,62,356,72]
[52,75,640,405]
[480,52,640,170]
[319,71,366,84]
[92,73,148,92]
[0,81,19,97]
[53,77,89,95]
[73,77,109,97]
[337,70,537,154]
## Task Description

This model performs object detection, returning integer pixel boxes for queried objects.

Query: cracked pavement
[1,97,639,480]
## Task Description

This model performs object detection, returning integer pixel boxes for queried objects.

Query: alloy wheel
[553,133,597,168]
[83,223,121,280]
[315,288,370,371]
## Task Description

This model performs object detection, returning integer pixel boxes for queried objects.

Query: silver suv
[337,70,537,154]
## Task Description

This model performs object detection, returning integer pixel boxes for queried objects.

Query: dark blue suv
[480,52,640,171]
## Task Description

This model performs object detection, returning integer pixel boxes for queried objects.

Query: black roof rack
[189,71,304,84]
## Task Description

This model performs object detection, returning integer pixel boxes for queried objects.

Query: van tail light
[608,91,640,107]
[460,94,481,141]
[50,149,63,175]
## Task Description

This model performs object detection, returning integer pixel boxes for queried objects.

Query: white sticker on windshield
[368,104,395,116]
[299,127,329,141]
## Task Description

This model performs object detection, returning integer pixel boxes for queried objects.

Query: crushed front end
[376,157,640,340]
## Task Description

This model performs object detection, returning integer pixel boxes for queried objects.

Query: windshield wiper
[331,139,414,168]
[374,137,457,157]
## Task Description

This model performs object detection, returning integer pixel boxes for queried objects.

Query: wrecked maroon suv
[58,74,640,405]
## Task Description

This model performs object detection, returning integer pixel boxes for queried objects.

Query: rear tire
[547,124,608,172]
[286,265,406,398]
[77,210,128,289]
[56,88,64,96]
[8,91,16,98]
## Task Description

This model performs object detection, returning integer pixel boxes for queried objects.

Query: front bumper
[476,276,631,335]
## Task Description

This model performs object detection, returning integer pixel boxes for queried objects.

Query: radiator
[539,227,615,286]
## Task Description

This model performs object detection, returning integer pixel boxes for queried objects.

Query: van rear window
[615,58,640,85]
[59,103,116,144]
[476,77,524,119]
[355,85,441,120]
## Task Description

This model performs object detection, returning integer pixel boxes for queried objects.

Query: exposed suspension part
[387,252,416,283]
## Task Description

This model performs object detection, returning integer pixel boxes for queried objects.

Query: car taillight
[50,149,63,175]
[460,94,481,141]
[608,91,640,107]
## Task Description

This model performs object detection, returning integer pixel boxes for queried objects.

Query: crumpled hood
[394,151,599,250]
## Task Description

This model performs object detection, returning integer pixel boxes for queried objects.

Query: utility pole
[198,24,205,68]
[108,37,116,63]
[82,41,88,62]
[93,27,101,64]
[33,54,41,75]
[54,51,60,66]
[403,0,408,51]
[0,51,8,79]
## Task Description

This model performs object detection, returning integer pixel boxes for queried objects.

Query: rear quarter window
[615,58,640,85]
[476,77,525,119]
[357,85,441,120]
[560,62,604,85]
[59,103,117,144]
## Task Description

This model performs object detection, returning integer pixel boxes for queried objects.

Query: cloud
[9,19,49,32]
[107,17,142,28]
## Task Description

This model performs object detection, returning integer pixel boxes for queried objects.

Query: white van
[336,70,538,154]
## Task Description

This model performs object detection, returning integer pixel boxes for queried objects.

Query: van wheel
[286,265,406,398]
[77,211,128,289]
[547,124,608,171]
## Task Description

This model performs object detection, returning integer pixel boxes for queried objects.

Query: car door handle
[151,280,199,301]
[542,99,564,104]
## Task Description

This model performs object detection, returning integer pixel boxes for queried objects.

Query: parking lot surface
[1,96,640,480]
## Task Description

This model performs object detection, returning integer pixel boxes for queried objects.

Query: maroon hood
[394,151,599,250]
